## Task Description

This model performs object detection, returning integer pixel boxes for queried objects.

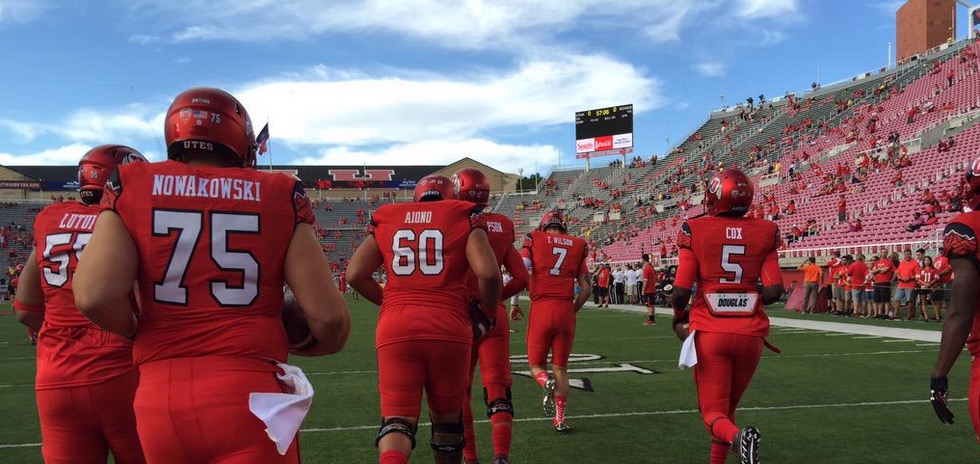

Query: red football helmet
[538,210,567,233]
[704,169,754,217]
[78,144,147,205]
[164,87,256,168]
[452,168,490,204]
[414,175,455,202]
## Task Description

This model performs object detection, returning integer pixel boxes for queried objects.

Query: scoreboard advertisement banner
[575,104,633,155]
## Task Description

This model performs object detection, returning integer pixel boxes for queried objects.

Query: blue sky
[0,0,972,176]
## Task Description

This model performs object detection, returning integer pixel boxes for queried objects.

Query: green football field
[0,299,977,464]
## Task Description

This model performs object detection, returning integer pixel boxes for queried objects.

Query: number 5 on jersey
[41,232,91,287]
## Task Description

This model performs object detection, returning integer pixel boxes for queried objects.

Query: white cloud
[735,0,798,19]
[0,143,92,165]
[758,29,787,46]
[0,104,163,148]
[694,62,726,77]
[297,139,557,174]
[0,53,660,172]
[236,53,663,147]
[0,119,41,141]
[0,144,165,166]
[0,0,48,24]
[126,0,726,50]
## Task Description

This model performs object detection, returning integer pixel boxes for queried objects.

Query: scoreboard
[575,104,633,154]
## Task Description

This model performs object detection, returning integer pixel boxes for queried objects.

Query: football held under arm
[284,222,351,356]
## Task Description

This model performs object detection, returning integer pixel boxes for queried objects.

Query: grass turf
[0,298,975,463]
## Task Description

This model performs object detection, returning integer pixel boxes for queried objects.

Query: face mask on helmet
[77,145,148,205]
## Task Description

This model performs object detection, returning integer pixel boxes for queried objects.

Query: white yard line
[584,301,943,342]
[1,397,959,448]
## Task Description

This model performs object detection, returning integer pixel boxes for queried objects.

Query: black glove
[930,376,955,424]
[470,302,496,341]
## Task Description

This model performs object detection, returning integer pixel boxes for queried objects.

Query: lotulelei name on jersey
[547,236,573,246]
[487,221,503,233]
[404,211,432,224]
[58,213,97,231]
[151,175,261,202]
[725,227,743,240]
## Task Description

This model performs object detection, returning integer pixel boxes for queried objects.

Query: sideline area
[566,300,942,343]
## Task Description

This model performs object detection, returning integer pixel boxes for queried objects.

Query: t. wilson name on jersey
[151,175,262,201]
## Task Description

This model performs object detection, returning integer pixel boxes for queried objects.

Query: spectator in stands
[613,265,625,305]
[805,219,820,237]
[848,219,863,233]
[596,264,611,308]
[625,264,638,304]
[849,254,870,318]
[870,248,896,319]
[915,255,941,321]
[905,212,926,232]
[837,195,847,223]
[937,139,950,153]
[799,257,821,314]
[947,69,955,87]
[826,251,844,314]
[894,250,921,320]
[785,199,797,215]
[833,255,854,316]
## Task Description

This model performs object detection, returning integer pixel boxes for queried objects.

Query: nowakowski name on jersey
[151,174,262,202]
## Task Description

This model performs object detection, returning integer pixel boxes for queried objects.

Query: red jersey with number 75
[369,200,487,347]
[31,200,136,390]
[521,230,588,302]
[674,216,783,337]
[101,160,315,365]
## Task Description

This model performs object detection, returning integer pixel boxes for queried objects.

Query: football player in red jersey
[671,169,784,464]
[931,156,980,441]
[14,145,148,464]
[452,168,528,464]
[346,175,501,464]
[74,87,351,464]
[519,210,591,433]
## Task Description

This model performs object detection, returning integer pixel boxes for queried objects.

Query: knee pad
[484,387,514,418]
[430,420,465,453]
[376,417,417,449]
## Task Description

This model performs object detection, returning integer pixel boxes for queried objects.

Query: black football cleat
[732,426,761,464]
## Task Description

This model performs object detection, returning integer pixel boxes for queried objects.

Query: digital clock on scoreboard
[575,104,633,154]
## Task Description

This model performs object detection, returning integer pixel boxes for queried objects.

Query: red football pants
[969,356,980,444]
[36,370,144,464]
[133,356,300,464]
[693,332,763,444]
[377,340,472,418]
[463,306,512,458]
[526,300,576,367]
